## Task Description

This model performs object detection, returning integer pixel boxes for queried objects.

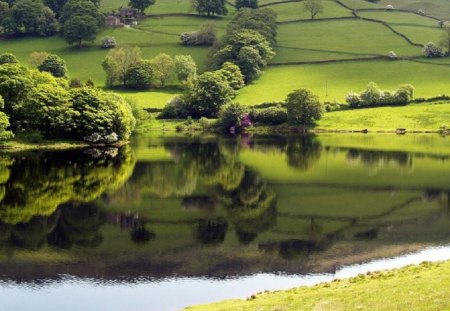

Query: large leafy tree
[63,15,98,48]
[151,53,175,87]
[190,0,228,17]
[184,71,234,118]
[59,0,103,26]
[285,89,323,127]
[102,46,142,86]
[128,0,155,14]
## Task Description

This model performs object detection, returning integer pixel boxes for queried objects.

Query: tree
[125,60,153,89]
[285,89,323,128]
[103,46,142,86]
[0,53,18,65]
[60,0,103,26]
[29,51,50,68]
[235,0,258,10]
[38,54,67,77]
[0,111,13,142]
[184,71,234,118]
[63,15,98,48]
[190,0,228,16]
[217,62,244,90]
[225,8,277,45]
[174,55,197,83]
[7,0,58,36]
[70,87,135,140]
[0,64,34,118]
[36,6,58,36]
[217,102,245,132]
[128,0,154,14]
[151,53,174,87]
[214,29,274,83]
[423,42,445,58]
[303,0,323,19]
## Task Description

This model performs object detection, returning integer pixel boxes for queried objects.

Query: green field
[1,0,450,109]
[236,60,450,104]
[185,261,450,311]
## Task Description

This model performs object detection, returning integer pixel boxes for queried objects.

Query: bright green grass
[358,11,438,27]
[185,261,450,311]
[318,102,450,131]
[235,60,450,104]
[391,24,442,45]
[0,18,216,84]
[379,0,450,20]
[114,88,179,108]
[271,0,352,22]
[274,19,421,63]
[339,0,383,9]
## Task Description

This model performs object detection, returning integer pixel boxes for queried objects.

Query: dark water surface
[0,133,449,311]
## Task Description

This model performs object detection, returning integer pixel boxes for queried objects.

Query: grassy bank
[185,260,450,311]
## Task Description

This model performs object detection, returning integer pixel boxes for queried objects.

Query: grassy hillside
[185,261,450,311]
[1,0,450,109]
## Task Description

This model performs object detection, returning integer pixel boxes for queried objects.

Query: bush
[387,51,397,59]
[159,96,189,119]
[101,36,117,49]
[386,4,394,10]
[217,102,246,132]
[423,42,445,57]
[0,53,19,65]
[345,83,415,108]
[251,106,287,125]
[180,23,217,46]
[217,62,245,91]
[38,54,67,78]
[69,78,83,88]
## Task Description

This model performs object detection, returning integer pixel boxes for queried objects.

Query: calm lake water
[0,133,449,311]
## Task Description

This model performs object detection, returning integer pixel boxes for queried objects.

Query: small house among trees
[105,8,139,27]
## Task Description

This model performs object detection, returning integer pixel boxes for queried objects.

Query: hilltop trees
[129,0,155,14]
[235,0,258,9]
[191,0,228,17]
[303,0,324,19]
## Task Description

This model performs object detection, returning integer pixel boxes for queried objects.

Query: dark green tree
[125,60,153,89]
[286,89,323,128]
[235,0,258,9]
[190,0,228,16]
[184,71,234,118]
[63,15,98,48]
[38,54,67,77]
[128,0,154,14]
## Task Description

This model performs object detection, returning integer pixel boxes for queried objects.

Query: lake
[0,133,449,311]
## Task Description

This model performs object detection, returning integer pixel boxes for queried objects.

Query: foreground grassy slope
[185,261,450,311]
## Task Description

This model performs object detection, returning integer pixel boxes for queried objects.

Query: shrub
[345,83,415,108]
[69,78,83,88]
[345,92,362,108]
[387,51,397,59]
[180,23,217,46]
[386,4,394,10]
[0,53,18,65]
[217,102,246,132]
[101,36,117,49]
[217,62,245,91]
[286,89,323,126]
[159,96,189,119]
[418,9,425,15]
[38,54,67,78]
[423,42,445,57]
[251,106,287,125]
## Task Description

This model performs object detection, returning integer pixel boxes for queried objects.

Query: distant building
[105,15,123,27]
[105,8,139,28]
